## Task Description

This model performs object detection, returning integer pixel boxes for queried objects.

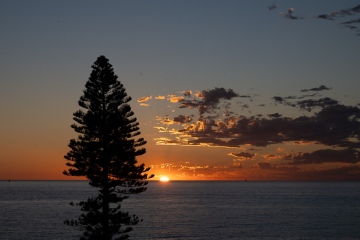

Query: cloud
[289,148,360,165]
[296,97,339,111]
[268,3,276,11]
[156,115,175,125]
[279,8,304,20]
[274,4,360,36]
[179,87,239,115]
[268,113,282,118]
[161,103,360,148]
[173,114,193,124]
[254,162,273,169]
[182,90,193,97]
[301,85,331,92]
[140,103,149,107]
[169,95,184,103]
[137,96,152,102]
[272,96,296,108]
[228,152,255,160]
[155,95,165,100]
[316,14,334,21]
[342,18,360,25]
[232,160,243,168]
[239,95,253,99]
[197,87,239,102]
[154,85,360,175]
[273,86,337,111]
[197,88,239,114]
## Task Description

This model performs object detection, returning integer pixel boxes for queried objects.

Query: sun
[160,176,170,182]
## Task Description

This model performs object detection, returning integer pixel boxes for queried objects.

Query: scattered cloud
[274,4,360,36]
[279,8,304,20]
[175,87,240,115]
[301,85,331,92]
[287,148,360,165]
[153,85,360,176]
[296,97,339,111]
[272,85,337,111]
[315,14,334,21]
[156,116,175,125]
[168,94,185,103]
[254,162,273,169]
[228,152,255,160]
[155,95,165,100]
[137,96,152,102]
[182,90,192,97]
[268,113,282,118]
[173,114,193,124]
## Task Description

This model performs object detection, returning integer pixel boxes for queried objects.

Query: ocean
[0,181,359,240]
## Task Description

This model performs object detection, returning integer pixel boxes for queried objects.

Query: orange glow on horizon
[160,176,170,182]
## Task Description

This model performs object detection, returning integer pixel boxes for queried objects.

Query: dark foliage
[63,55,153,240]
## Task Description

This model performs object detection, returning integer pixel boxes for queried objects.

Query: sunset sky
[1,1,360,180]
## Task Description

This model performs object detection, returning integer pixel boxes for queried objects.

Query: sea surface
[0,181,360,240]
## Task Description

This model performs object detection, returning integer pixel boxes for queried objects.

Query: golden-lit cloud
[168,94,184,103]
[156,116,175,125]
[181,90,192,97]
[137,96,152,102]
[228,152,255,160]
[152,86,360,180]
[263,154,282,161]
[155,95,165,100]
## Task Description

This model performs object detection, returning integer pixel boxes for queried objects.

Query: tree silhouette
[63,55,153,240]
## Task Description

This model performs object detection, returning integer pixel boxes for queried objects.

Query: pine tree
[63,55,153,240]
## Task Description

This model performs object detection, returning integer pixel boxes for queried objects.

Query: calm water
[0,181,360,240]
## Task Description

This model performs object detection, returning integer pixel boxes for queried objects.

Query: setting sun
[160,176,169,182]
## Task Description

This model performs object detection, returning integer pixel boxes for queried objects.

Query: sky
[1,1,360,181]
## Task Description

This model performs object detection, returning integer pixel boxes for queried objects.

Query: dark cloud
[268,3,276,11]
[351,4,360,13]
[301,85,331,92]
[345,25,359,30]
[342,18,360,25]
[198,87,239,103]
[273,87,336,111]
[272,96,296,107]
[156,85,360,169]
[239,95,253,99]
[179,87,239,115]
[297,97,339,111]
[275,4,360,36]
[268,113,282,118]
[163,103,360,149]
[316,14,334,20]
[273,96,284,103]
[178,99,201,109]
[289,148,360,165]
[173,114,193,124]
[254,162,273,169]
[342,17,360,33]
[239,104,249,109]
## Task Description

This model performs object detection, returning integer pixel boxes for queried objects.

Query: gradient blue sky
[1,1,360,180]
